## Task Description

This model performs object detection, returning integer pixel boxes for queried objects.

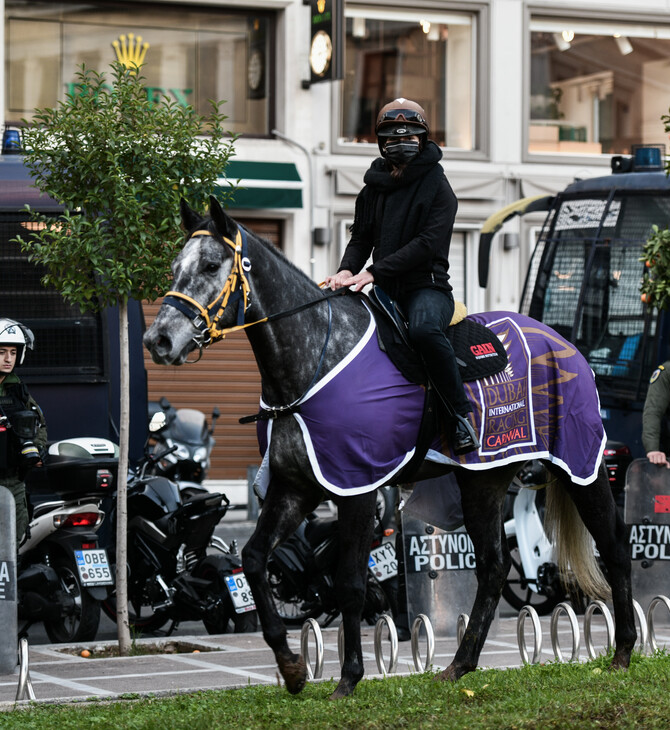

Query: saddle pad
[447,318,508,381]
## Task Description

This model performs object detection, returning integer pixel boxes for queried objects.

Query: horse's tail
[544,482,611,601]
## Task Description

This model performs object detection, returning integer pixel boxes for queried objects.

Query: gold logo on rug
[112,33,150,71]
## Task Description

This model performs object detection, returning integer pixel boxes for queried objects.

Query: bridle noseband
[163,226,252,356]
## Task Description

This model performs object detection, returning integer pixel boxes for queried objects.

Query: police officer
[0,319,47,543]
[642,361,670,467]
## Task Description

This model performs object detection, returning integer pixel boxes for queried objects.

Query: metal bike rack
[632,599,648,654]
[583,601,614,660]
[15,638,35,701]
[410,613,435,672]
[300,618,324,680]
[550,602,580,662]
[646,594,670,653]
[374,614,398,675]
[457,613,469,644]
[517,605,543,665]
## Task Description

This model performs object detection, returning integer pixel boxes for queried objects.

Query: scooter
[20,437,115,642]
[146,397,219,484]
[266,506,398,626]
[101,447,257,635]
[501,447,631,615]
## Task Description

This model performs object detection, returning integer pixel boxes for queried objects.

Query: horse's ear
[209,195,238,241]
[180,198,202,233]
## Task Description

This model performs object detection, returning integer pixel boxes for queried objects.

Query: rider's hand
[647,450,669,467]
[339,270,374,292]
[324,270,353,290]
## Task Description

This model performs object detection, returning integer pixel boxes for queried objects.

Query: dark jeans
[401,287,472,417]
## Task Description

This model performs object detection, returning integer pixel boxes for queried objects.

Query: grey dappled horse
[144,197,635,699]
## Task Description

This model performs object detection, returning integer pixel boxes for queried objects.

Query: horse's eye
[205,262,219,274]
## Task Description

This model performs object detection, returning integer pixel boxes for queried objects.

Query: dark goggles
[377,108,426,127]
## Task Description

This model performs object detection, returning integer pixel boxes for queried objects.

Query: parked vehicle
[267,506,397,626]
[501,447,631,615]
[21,437,115,642]
[480,146,670,463]
[147,397,219,484]
[101,448,257,635]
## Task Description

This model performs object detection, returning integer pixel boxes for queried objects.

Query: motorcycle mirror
[210,407,220,432]
[149,411,167,433]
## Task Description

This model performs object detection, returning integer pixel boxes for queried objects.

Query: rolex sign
[309,0,343,84]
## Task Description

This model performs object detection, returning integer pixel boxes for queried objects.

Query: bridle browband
[163,224,348,362]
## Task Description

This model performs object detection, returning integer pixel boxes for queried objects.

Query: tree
[14,61,237,654]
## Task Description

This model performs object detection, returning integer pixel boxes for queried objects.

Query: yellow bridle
[163,227,258,346]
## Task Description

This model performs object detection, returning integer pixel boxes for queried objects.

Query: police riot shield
[400,477,498,637]
[625,458,670,612]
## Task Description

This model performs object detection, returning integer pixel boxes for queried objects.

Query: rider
[0,318,47,544]
[325,99,480,454]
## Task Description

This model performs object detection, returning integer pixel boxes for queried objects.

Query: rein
[162,225,349,362]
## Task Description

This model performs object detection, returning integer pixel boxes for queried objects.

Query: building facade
[4,0,670,486]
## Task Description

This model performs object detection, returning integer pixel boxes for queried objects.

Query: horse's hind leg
[241,478,321,694]
[330,490,377,700]
[557,465,636,670]
[437,464,516,682]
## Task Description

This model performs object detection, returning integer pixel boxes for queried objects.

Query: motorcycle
[501,446,631,615]
[146,397,219,484]
[266,506,398,627]
[101,447,257,635]
[20,437,115,642]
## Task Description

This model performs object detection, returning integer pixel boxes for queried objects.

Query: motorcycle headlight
[193,446,208,463]
[174,444,190,460]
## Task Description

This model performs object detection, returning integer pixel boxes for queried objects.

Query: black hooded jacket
[338,141,457,300]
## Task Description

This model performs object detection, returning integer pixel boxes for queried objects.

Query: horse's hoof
[329,679,356,700]
[280,655,308,695]
[435,663,468,683]
[609,655,631,672]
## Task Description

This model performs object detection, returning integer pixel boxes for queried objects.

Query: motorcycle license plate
[74,549,113,586]
[225,572,256,614]
[369,543,397,582]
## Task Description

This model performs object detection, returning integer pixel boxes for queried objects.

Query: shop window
[5,1,272,136]
[340,7,477,150]
[529,17,670,157]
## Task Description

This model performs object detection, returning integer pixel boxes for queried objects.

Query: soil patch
[58,640,215,659]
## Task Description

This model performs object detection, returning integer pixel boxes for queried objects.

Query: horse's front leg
[437,466,515,682]
[241,478,321,695]
[330,490,377,699]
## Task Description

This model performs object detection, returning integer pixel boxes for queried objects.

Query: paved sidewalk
[2,613,658,708]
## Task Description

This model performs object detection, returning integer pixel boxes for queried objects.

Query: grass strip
[1,652,669,729]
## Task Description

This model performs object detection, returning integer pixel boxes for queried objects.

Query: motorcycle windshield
[169,409,207,444]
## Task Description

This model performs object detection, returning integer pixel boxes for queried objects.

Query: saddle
[366,286,508,385]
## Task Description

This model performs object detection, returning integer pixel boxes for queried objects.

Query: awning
[219,160,303,209]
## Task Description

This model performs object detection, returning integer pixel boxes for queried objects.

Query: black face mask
[383,139,420,166]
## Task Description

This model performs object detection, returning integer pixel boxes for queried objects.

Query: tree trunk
[116,300,132,655]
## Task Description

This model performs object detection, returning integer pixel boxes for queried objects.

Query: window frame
[331,0,490,161]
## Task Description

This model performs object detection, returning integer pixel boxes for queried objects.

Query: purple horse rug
[255,310,606,497]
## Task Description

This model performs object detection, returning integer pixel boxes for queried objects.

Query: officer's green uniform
[642,362,670,455]
[0,372,47,543]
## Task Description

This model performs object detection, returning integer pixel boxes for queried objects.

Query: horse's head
[144,196,248,365]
